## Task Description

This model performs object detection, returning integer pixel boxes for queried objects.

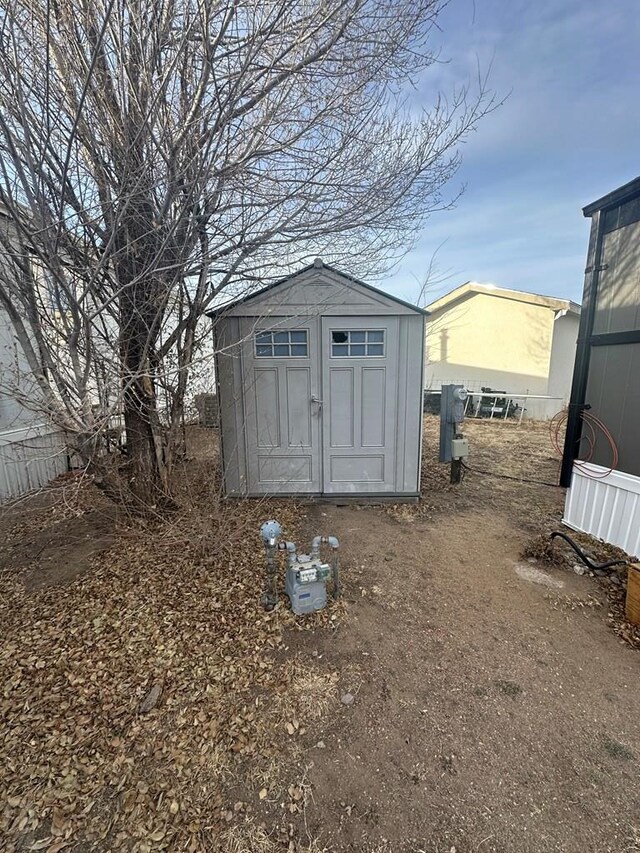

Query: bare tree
[0,0,494,506]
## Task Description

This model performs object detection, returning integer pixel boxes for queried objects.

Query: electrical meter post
[439,385,469,484]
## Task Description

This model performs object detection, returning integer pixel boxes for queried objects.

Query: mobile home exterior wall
[425,283,580,420]
[0,424,69,502]
[0,243,70,501]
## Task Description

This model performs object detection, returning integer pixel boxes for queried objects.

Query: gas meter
[259,520,340,615]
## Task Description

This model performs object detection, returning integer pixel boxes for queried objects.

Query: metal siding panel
[585,475,603,537]
[0,427,68,502]
[602,196,640,234]
[0,461,7,501]
[593,219,640,334]
[574,470,589,531]
[600,484,616,542]
[585,343,640,476]
[615,492,638,551]
[560,211,603,486]
[4,452,21,498]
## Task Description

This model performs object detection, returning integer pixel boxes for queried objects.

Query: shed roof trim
[205,260,428,318]
[426,281,581,316]
[583,175,640,217]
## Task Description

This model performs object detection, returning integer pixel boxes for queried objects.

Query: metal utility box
[439,384,467,463]
[209,259,427,499]
[451,437,469,460]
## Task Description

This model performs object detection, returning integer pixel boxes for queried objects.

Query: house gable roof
[206,259,428,319]
[426,281,581,317]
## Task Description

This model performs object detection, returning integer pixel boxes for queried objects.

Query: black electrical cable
[550,531,628,571]
[460,461,559,488]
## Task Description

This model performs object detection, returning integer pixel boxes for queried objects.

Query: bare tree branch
[0,0,495,505]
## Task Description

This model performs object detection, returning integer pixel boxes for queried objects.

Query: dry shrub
[275,659,340,722]
[521,533,558,564]
[220,818,329,853]
[220,820,277,853]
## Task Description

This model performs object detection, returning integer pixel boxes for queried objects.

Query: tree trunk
[119,282,169,507]
[123,391,167,504]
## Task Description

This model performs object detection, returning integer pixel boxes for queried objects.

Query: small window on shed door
[255,329,308,357]
[331,329,385,357]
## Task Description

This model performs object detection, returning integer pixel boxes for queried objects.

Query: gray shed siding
[562,177,640,557]
[585,343,640,476]
[214,316,247,496]
[395,313,425,492]
[593,214,640,335]
[212,265,425,497]
[583,196,640,477]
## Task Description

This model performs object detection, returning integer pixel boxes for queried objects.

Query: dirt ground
[291,420,640,853]
[1,417,639,853]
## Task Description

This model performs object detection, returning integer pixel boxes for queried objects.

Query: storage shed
[209,259,426,498]
[561,176,640,558]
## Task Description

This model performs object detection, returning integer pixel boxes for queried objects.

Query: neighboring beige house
[425,282,581,419]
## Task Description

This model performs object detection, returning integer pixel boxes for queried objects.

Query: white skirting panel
[563,462,640,559]
[0,424,69,503]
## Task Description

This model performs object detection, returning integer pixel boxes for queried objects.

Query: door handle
[311,395,323,405]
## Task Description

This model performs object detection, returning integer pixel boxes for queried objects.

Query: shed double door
[243,316,398,495]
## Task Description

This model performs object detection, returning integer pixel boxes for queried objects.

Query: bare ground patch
[2,420,640,852]
[290,417,640,852]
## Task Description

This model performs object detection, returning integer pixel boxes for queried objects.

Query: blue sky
[386,0,640,307]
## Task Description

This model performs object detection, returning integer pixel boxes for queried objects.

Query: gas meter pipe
[259,519,283,611]
[310,535,341,598]
[263,539,278,611]
[280,541,298,566]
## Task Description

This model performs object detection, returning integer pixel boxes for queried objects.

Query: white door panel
[321,317,398,493]
[242,317,321,493]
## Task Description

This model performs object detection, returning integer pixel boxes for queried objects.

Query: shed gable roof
[206,260,428,318]
[426,282,580,316]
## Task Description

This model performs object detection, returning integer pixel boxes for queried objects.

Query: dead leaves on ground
[0,497,340,851]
